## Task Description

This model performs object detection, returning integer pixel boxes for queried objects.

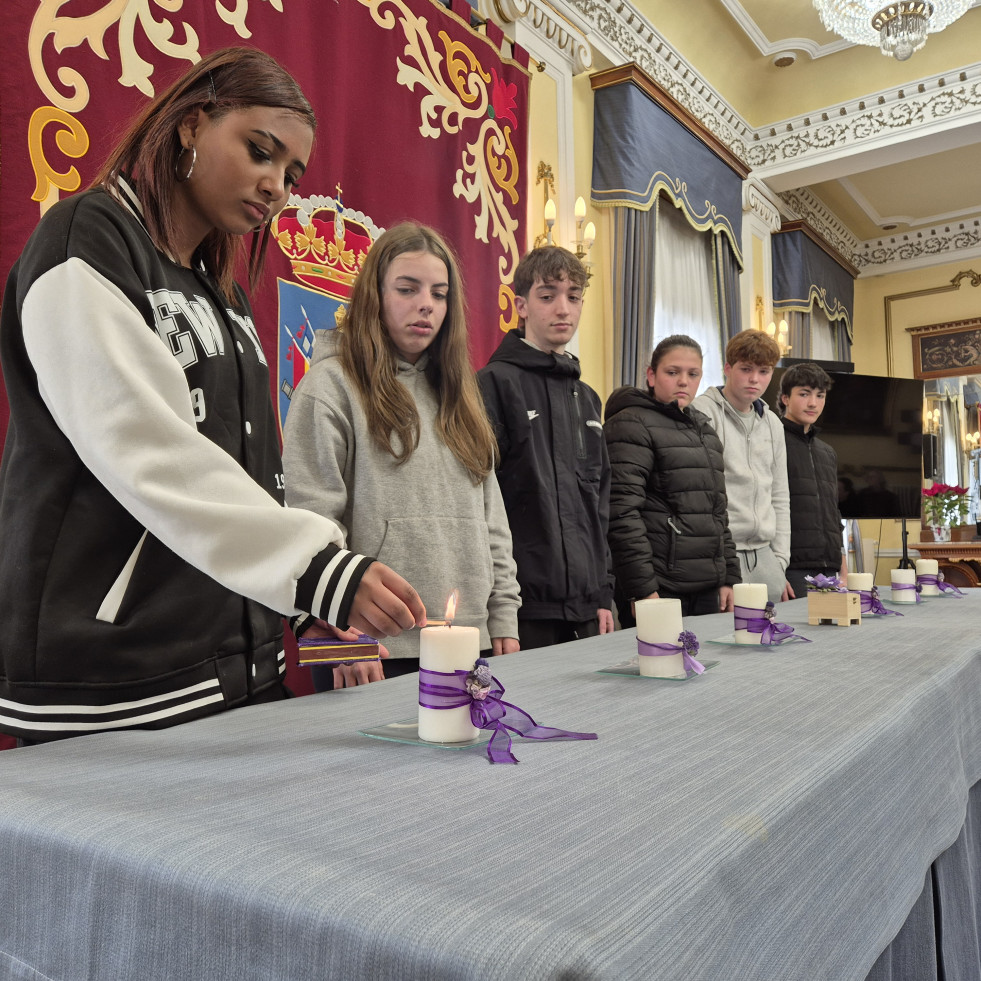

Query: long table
[2,594,980,980]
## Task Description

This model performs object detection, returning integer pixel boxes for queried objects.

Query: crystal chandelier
[812,1,973,61]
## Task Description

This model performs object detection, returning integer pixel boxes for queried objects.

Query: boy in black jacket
[478,247,614,650]
[779,363,848,596]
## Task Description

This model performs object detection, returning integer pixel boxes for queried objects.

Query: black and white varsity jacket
[0,179,372,741]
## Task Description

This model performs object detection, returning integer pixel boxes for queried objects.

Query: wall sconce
[534,161,556,248]
[924,405,941,435]
[754,299,790,356]
[531,162,597,267]
[966,430,981,452]
[765,319,792,358]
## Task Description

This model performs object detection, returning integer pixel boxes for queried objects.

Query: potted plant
[922,482,969,542]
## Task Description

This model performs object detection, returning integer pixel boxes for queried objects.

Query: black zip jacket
[782,418,843,570]
[0,181,371,741]
[604,386,740,599]
[478,330,614,622]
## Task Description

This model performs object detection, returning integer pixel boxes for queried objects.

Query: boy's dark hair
[778,363,834,415]
[725,329,781,368]
[513,246,588,298]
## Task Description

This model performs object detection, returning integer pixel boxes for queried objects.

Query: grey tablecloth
[1,595,980,981]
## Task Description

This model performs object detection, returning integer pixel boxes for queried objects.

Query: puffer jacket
[782,418,843,570]
[604,387,740,600]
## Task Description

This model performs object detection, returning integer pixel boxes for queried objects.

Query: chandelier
[812,1,973,61]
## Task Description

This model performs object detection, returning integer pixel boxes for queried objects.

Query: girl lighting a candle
[283,223,521,689]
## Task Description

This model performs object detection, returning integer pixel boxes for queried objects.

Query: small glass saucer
[707,632,810,647]
[598,657,718,680]
[360,718,492,750]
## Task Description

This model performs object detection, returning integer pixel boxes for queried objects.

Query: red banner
[0,0,530,439]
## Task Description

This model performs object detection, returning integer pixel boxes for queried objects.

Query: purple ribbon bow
[637,629,705,675]
[917,573,964,596]
[805,574,845,591]
[418,663,597,764]
[733,601,808,646]
[891,581,922,603]
[856,586,903,616]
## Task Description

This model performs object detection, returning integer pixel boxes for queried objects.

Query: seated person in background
[691,329,790,604]
[604,334,739,620]
[478,245,614,651]
[778,363,848,596]
[283,222,520,689]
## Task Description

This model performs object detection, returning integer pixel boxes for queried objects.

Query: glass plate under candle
[598,657,718,680]
[360,718,492,749]
[706,632,810,647]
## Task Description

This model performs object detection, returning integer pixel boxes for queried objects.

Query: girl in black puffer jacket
[604,335,740,621]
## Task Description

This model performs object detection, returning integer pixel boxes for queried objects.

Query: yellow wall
[853,260,981,378]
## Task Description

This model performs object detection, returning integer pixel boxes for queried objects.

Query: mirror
[923,374,981,527]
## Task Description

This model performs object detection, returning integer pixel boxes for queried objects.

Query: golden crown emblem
[272,191,379,301]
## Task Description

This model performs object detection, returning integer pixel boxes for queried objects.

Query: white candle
[916,558,940,597]
[733,583,768,644]
[847,573,873,592]
[635,597,685,678]
[891,568,917,603]
[418,625,480,743]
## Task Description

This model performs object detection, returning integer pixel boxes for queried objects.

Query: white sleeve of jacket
[22,257,369,624]
[769,413,791,570]
[482,469,521,640]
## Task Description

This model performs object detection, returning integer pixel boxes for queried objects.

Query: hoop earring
[175,145,196,182]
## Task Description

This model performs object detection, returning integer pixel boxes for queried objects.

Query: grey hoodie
[689,385,790,568]
[282,330,520,657]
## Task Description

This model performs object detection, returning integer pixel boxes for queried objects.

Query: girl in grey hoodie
[283,223,521,690]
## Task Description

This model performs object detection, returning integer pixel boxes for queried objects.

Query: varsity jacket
[690,385,790,568]
[0,180,372,741]
[604,387,740,599]
[781,418,844,571]
[478,330,614,622]
[282,331,520,656]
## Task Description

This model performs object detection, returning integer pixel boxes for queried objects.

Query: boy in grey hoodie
[690,330,791,604]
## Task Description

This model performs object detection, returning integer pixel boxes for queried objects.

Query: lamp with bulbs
[811,0,972,61]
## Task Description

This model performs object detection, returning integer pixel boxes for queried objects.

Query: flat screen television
[763,367,924,521]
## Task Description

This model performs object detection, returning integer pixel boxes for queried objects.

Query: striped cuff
[295,545,375,631]
[289,613,317,639]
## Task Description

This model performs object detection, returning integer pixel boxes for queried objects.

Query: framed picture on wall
[907,318,981,380]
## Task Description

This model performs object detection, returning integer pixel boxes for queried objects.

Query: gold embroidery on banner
[498,283,519,334]
[29,106,90,210]
[358,0,523,331]
[27,0,281,214]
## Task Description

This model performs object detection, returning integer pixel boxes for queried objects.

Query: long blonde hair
[338,222,496,484]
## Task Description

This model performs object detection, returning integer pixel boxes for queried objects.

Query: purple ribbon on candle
[917,573,964,596]
[855,586,903,616]
[418,663,597,764]
[733,601,809,646]
[891,581,922,603]
[637,629,705,675]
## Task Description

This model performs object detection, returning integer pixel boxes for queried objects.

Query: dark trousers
[517,617,600,652]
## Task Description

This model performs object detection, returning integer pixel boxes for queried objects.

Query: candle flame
[444,589,459,625]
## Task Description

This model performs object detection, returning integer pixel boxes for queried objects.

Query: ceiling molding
[544,0,981,273]
[837,176,981,231]
[480,0,593,72]
[715,0,851,60]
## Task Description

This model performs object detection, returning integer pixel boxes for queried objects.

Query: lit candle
[543,198,556,246]
[733,583,768,644]
[583,221,596,251]
[635,597,685,678]
[891,568,917,603]
[915,558,940,597]
[846,573,873,592]
[418,591,479,743]
[574,196,586,222]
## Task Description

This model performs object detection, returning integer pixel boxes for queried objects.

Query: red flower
[489,69,518,130]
